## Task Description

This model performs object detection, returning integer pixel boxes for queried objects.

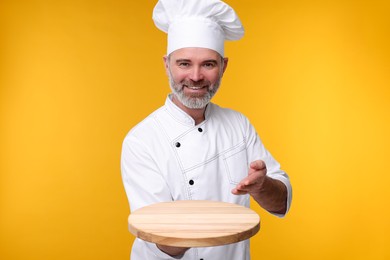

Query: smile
[184,85,207,90]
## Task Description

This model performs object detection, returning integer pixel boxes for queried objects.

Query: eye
[203,62,216,69]
[178,62,190,68]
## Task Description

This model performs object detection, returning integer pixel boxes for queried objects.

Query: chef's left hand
[231,160,266,196]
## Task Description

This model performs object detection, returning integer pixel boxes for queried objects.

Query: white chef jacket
[121,95,292,260]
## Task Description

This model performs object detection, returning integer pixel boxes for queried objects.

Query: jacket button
[189,180,194,185]
[175,142,181,148]
[198,127,203,132]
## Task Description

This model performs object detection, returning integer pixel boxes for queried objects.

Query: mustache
[180,80,211,88]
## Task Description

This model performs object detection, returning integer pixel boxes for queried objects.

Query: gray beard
[167,70,222,109]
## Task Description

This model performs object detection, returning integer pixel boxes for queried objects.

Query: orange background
[1,0,389,259]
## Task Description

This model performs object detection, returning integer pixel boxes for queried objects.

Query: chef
[121,0,292,259]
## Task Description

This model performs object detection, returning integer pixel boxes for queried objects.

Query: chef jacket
[121,94,292,260]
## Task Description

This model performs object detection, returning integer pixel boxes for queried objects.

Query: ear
[163,55,169,76]
[222,57,229,74]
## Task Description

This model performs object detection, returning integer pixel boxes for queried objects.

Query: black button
[175,142,181,148]
[198,127,203,132]
[189,180,194,185]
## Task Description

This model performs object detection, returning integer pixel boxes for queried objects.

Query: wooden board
[128,200,260,247]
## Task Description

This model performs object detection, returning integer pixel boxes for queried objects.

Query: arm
[122,134,190,257]
[231,160,287,214]
[233,113,291,215]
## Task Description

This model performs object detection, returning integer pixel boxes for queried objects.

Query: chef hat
[152,0,244,57]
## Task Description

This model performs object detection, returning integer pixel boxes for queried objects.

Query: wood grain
[128,200,260,247]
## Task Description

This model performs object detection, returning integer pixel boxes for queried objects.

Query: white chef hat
[152,0,244,57]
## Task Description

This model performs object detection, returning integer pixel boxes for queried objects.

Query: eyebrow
[203,59,218,64]
[174,59,218,64]
[175,59,191,63]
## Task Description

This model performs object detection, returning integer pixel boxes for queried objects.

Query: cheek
[170,70,187,83]
[205,71,221,84]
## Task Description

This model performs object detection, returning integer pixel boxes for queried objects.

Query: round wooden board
[128,200,260,247]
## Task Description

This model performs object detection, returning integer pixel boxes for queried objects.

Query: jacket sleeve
[121,133,173,212]
[240,113,293,217]
[121,133,181,259]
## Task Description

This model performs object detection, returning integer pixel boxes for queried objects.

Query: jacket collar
[165,94,212,126]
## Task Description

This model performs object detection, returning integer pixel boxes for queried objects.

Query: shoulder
[209,103,257,141]
[209,103,249,124]
[123,106,166,144]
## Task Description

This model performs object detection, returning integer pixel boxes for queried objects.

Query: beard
[167,69,222,109]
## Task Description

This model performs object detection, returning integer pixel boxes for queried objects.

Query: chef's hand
[231,160,266,196]
[232,160,287,214]
[157,244,189,257]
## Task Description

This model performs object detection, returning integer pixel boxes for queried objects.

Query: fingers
[231,182,259,196]
[250,160,266,171]
[242,164,266,186]
[233,181,257,193]
[232,175,259,194]
[231,160,267,195]
[243,171,260,185]
[231,187,248,195]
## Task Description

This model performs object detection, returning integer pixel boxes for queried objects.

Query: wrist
[250,177,288,214]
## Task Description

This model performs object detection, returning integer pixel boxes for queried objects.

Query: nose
[189,66,204,82]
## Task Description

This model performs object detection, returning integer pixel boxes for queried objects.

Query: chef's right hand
[157,244,189,257]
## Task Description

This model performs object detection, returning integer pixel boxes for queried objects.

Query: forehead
[170,47,221,61]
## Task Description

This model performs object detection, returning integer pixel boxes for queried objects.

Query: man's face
[164,47,228,109]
